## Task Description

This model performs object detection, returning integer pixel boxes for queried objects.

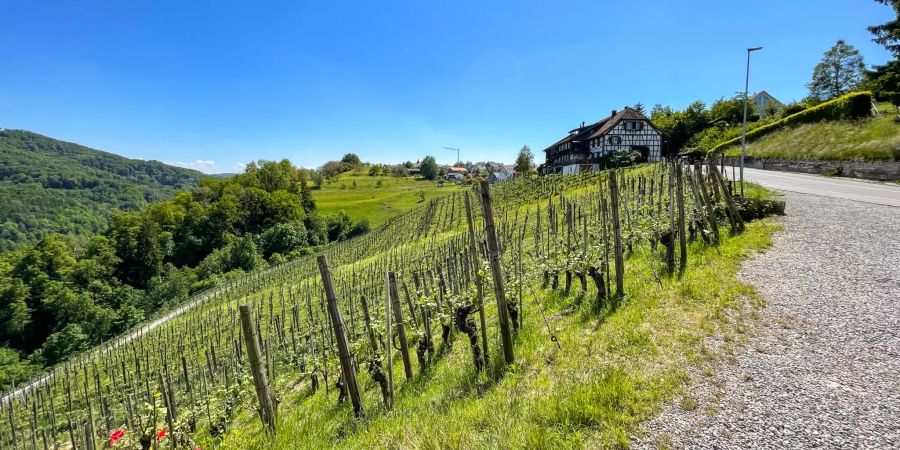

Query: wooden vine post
[676,163,688,274]
[608,170,625,298]
[317,255,364,418]
[478,181,515,365]
[707,163,745,233]
[464,192,490,368]
[387,271,414,380]
[238,304,277,433]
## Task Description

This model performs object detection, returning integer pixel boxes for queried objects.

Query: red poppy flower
[109,429,125,445]
[156,429,168,441]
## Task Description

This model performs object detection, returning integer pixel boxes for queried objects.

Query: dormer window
[624,121,644,131]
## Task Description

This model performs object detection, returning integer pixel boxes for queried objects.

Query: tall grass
[723,115,900,161]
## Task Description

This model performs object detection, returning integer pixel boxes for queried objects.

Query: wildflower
[109,429,125,445]
[156,429,168,441]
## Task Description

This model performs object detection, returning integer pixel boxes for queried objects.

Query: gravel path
[635,191,900,449]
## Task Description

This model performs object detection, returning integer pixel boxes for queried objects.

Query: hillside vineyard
[0,161,751,449]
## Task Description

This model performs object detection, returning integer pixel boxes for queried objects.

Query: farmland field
[313,170,463,227]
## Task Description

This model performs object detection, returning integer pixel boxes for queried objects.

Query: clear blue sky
[0,0,891,173]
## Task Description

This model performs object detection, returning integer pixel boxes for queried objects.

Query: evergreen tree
[866,0,900,105]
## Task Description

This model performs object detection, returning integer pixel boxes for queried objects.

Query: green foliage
[868,0,900,57]
[808,40,865,101]
[709,95,758,125]
[650,101,709,154]
[866,2,900,105]
[0,129,203,252]
[0,347,37,390]
[320,161,351,180]
[32,323,89,366]
[341,153,362,165]
[710,91,873,154]
[722,110,900,161]
[259,220,308,258]
[514,145,535,173]
[420,155,439,180]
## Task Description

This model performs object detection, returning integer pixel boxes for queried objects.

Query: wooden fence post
[478,181,515,365]
[608,171,625,298]
[464,192,490,368]
[317,255,364,418]
[239,305,277,432]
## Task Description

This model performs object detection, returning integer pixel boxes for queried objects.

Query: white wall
[589,120,662,161]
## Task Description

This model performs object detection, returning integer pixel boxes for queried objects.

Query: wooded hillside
[0,130,204,251]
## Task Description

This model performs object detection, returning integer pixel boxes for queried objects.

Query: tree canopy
[0,157,370,378]
[420,156,439,180]
[0,130,204,252]
[808,40,865,101]
[866,0,900,105]
[514,146,535,173]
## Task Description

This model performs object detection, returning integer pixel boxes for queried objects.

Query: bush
[260,220,308,258]
[780,102,806,117]
[709,91,873,154]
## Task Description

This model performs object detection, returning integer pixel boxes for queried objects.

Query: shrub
[709,91,873,154]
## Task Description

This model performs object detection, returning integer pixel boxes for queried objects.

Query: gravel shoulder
[635,191,900,449]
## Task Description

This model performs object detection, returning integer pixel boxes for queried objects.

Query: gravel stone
[634,192,900,449]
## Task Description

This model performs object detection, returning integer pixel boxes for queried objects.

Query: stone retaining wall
[722,156,900,182]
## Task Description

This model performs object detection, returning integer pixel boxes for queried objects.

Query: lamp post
[442,146,460,164]
[740,46,762,197]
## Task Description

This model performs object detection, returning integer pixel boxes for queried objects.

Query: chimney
[581,121,585,128]
[611,109,617,117]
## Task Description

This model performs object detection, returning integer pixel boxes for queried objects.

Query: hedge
[708,91,873,154]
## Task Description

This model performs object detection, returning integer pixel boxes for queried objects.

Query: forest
[0,157,369,388]
[0,130,205,252]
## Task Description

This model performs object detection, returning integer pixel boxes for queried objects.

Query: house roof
[542,117,611,153]
[750,90,781,103]
[542,107,662,153]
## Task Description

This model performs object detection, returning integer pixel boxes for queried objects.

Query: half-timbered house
[541,107,665,175]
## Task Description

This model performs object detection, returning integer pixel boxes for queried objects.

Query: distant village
[395,91,785,182]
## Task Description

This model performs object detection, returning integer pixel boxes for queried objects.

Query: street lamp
[740,46,762,196]
[442,146,460,164]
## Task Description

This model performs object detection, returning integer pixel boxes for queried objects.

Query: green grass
[723,114,900,161]
[209,216,780,449]
[313,169,463,226]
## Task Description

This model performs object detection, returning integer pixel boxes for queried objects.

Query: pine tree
[866,0,900,105]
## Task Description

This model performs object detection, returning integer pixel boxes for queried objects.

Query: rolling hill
[312,168,463,227]
[0,129,205,252]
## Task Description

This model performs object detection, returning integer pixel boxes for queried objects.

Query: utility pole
[740,46,762,197]
[442,146,460,164]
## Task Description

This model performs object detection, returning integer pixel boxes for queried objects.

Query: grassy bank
[313,170,462,227]
[211,211,780,449]
[722,114,900,161]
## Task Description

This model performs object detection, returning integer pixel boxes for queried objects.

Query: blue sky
[0,0,891,173]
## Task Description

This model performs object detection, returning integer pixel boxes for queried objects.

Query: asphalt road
[730,167,900,207]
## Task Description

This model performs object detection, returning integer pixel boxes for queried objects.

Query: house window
[608,135,622,145]
[624,121,644,131]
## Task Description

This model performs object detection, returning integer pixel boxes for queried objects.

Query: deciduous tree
[808,40,865,101]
